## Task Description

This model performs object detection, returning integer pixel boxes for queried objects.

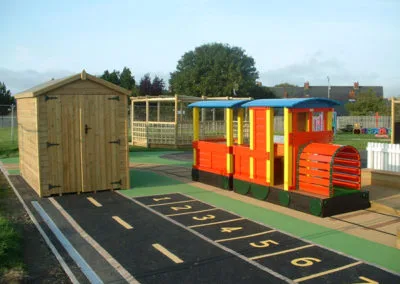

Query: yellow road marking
[112,216,133,230]
[148,199,197,207]
[188,218,244,228]
[215,230,276,243]
[152,243,184,264]
[166,208,218,217]
[249,244,314,260]
[87,197,102,207]
[294,261,363,282]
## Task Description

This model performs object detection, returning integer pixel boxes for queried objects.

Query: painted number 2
[250,240,279,248]
[170,205,192,211]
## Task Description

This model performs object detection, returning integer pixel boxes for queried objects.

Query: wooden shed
[15,70,130,197]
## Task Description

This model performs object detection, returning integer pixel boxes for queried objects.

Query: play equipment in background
[392,97,400,144]
[189,98,369,218]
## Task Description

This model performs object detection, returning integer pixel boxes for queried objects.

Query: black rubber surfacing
[132,193,400,283]
[54,191,287,283]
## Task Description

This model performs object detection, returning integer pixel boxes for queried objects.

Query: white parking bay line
[152,243,184,264]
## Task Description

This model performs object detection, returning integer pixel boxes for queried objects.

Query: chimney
[304,81,309,89]
[353,81,359,90]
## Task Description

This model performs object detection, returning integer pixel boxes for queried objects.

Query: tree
[248,85,276,99]
[169,43,259,97]
[120,67,135,90]
[345,88,390,115]
[139,74,152,96]
[274,83,297,88]
[108,70,120,86]
[100,70,111,82]
[151,76,165,96]
[0,82,15,115]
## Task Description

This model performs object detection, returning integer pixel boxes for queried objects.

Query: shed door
[81,94,121,192]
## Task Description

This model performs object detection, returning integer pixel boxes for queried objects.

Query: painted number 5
[291,257,321,267]
[193,215,215,221]
[250,240,279,248]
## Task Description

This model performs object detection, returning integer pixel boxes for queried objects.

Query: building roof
[14,70,131,99]
[242,98,340,109]
[188,99,251,108]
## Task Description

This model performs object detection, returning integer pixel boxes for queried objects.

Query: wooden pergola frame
[130,94,252,147]
[392,97,400,144]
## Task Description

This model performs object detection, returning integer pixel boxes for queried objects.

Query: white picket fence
[367,142,400,172]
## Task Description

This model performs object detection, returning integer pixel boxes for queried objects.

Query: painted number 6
[291,257,321,267]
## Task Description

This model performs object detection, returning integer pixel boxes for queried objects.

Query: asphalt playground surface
[50,191,400,283]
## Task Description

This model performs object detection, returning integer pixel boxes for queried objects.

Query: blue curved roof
[188,99,251,108]
[241,98,340,109]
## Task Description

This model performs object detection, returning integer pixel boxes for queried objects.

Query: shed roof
[14,70,131,99]
[241,98,340,109]
[188,99,251,109]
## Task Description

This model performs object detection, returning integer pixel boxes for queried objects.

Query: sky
[1,0,399,97]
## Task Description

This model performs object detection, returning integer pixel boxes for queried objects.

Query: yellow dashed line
[250,244,314,260]
[87,197,102,207]
[215,230,276,243]
[294,261,363,282]
[152,243,184,264]
[112,216,133,230]
[188,218,244,228]
[148,200,197,207]
[166,208,219,217]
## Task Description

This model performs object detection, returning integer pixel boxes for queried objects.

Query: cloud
[0,68,73,95]
[259,54,381,87]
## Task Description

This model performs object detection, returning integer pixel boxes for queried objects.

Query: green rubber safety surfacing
[309,198,322,216]
[278,191,290,207]
[233,179,250,195]
[251,184,269,200]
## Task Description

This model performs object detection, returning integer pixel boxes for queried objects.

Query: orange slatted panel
[332,165,360,175]
[332,180,360,189]
[332,172,360,182]
[333,158,360,167]
[298,167,330,178]
[299,160,331,171]
[299,175,330,187]
[300,153,332,163]
[299,182,330,197]
[335,152,360,160]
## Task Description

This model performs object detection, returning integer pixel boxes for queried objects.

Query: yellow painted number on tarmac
[291,257,321,267]
[250,240,279,248]
[193,215,215,221]
[220,227,243,233]
[170,205,192,211]
[153,197,171,202]
[353,276,378,284]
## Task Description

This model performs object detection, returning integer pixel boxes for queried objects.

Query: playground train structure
[188,98,370,217]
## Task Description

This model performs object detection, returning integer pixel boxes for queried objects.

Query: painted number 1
[153,197,171,202]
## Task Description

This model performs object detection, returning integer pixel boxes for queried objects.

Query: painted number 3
[193,215,215,221]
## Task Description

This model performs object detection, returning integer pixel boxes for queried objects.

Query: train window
[313,112,325,131]
[296,112,308,132]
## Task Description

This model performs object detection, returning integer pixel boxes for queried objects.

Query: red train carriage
[189,98,370,217]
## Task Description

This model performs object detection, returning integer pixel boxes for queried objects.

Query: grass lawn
[333,133,390,150]
[0,128,18,159]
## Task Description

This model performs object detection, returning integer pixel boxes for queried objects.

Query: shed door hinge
[45,95,58,101]
[109,139,120,145]
[47,142,60,148]
[108,96,120,101]
[48,184,61,190]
